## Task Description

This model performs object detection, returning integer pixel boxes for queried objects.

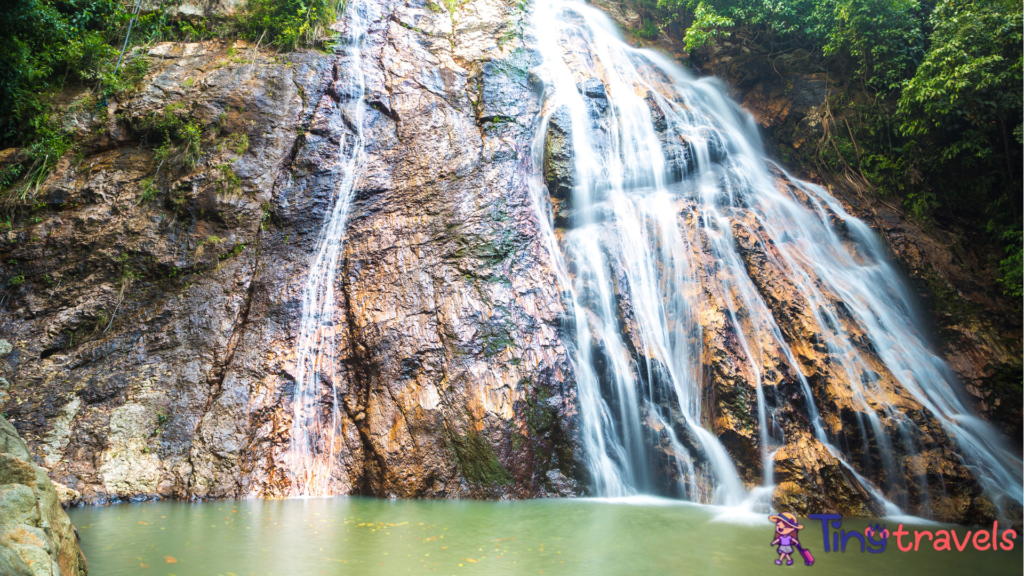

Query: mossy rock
[448,429,512,486]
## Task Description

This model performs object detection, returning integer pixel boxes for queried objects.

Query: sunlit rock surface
[0,416,88,576]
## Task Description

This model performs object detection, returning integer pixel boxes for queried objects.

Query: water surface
[69,497,1021,575]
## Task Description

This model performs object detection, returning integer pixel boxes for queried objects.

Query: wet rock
[0,0,1016,525]
[543,106,575,199]
[661,135,694,182]
[53,482,81,508]
[478,50,538,121]
[771,433,884,517]
[0,416,87,576]
[579,78,606,99]
[705,129,728,164]
[543,468,577,497]
[644,91,667,132]
[528,70,548,94]
[578,78,609,117]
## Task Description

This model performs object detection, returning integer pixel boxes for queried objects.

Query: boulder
[0,416,87,576]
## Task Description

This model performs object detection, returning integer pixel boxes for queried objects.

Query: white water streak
[286,1,371,497]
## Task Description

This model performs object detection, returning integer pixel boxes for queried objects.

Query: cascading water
[527,0,1023,515]
[285,0,371,496]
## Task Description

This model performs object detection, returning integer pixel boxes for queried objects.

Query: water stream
[285,0,371,496]
[527,0,1022,514]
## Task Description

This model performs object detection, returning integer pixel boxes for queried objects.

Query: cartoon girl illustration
[769,512,811,566]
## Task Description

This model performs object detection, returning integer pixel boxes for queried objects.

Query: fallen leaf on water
[164,556,178,564]
[140,563,149,568]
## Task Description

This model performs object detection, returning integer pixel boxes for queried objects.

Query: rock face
[1,416,88,576]
[1,0,580,502]
[0,0,1017,526]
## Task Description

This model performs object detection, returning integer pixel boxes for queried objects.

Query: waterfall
[285,0,371,496]
[527,0,1023,514]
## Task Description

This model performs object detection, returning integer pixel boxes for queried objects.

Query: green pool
[67,497,1021,575]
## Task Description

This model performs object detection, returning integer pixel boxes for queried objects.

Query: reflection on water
[68,497,1020,575]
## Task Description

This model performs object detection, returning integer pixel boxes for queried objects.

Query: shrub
[137,105,205,170]
[633,19,661,40]
[241,0,341,51]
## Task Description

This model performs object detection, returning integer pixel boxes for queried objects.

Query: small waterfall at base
[285,0,371,497]
[527,0,1023,515]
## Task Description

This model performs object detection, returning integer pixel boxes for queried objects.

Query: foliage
[1,0,341,157]
[679,2,733,50]
[817,0,927,91]
[219,242,246,261]
[241,0,341,51]
[1,116,73,206]
[138,177,159,204]
[633,19,662,40]
[995,228,1023,301]
[0,0,157,201]
[214,163,242,195]
[894,0,1022,295]
[898,0,1021,162]
[0,0,127,141]
[103,56,151,100]
[137,104,205,169]
[653,0,927,89]
[231,132,250,156]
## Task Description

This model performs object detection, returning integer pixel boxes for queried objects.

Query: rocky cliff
[0,0,1018,525]
[1,415,88,576]
[0,0,580,503]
